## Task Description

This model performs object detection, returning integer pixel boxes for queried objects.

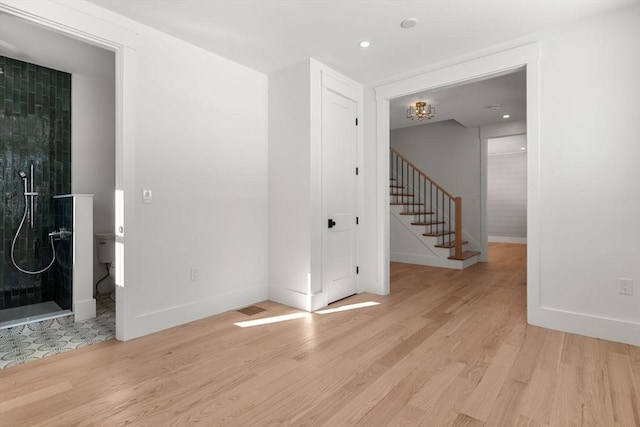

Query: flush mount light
[502,114,511,119]
[400,18,419,29]
[407,101,435,120]
[358,41,371,48]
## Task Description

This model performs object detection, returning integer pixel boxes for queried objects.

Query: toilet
[95,232,116,300]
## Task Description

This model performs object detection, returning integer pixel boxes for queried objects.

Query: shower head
[19,171,27,179]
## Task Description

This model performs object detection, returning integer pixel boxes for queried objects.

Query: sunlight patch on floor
[234,312,310,328]
[315,301,380,315]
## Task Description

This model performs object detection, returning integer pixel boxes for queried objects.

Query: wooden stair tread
[389,185,405,189]
[399,211,434,215]
[448,251,481,261]
[410,221,445,226]
[390,193,415,197]
[423,230,455,237]
[390,202,424,206]
[435,240,468,248]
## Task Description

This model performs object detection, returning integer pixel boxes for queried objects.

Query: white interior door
[322,87,358,304]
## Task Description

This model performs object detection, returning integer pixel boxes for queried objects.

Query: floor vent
[237,305,266,316]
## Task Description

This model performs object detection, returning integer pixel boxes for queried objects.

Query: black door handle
[328,219,336,229]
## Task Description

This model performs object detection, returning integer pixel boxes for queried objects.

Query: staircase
[390,147,480,270]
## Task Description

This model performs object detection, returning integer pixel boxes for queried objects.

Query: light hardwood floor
[1,243,639,426]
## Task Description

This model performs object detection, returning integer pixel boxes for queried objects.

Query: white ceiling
[2,1,633,131]
[86,0,636,84]
[390,69,526,130]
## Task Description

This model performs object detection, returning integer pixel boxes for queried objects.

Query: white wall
[390,120,482,252]
[268,59,312,309]
[535,6,639,340]
[360,87,380,294]
[1,0,270,340]
[72,71,116,292]
[130,24,269,335]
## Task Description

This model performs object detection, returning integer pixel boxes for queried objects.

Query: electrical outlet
[619,278,633,296]
[190,267,199,282]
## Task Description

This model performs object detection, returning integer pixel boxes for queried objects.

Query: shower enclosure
[0,55,73,327]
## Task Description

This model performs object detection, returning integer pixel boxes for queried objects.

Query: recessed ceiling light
[502,114,510,119]
[400,18,419,29]
[358,41,371,48]
[520,147,526,151]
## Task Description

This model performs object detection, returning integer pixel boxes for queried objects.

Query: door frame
[0,1,133,340]
[310,65,364,311]
[374,43,541,325]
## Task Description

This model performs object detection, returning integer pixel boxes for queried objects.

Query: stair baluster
[390,147,463,259]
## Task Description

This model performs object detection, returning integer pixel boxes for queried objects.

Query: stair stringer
[390,205,476,270]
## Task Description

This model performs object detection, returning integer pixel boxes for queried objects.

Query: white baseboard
[391,251,465,270]
[488,236,527,244]
[267,286,330,312]
[268,286,309,311]
[73,298,96,322]
[126,286,268,340]
[529,305,640,346]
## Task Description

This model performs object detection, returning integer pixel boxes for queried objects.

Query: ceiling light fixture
[407,101,435,121]
[502,114,510,119]
[400,18,419,29]
[358,41,371,48]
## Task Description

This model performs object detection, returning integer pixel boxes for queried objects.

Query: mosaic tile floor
[0,295,115,369]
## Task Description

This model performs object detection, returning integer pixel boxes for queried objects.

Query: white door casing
[322,87,358,304]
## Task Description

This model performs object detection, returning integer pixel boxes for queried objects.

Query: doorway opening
[0,8,124,345]
[387,68,526,269]
[375,43,540,322]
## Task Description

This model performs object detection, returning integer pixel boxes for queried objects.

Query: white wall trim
[73,298,96,322]
[390,252,466,270]
[375,42,541,323]
[531,306,640,346]
[129,286,268,340]
[488,236,527,244]
[267,286,329,312]
[0,1,135,50]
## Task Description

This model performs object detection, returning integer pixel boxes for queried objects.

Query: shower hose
[11,193,57,275]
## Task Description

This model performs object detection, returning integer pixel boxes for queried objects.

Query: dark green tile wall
[0,56,71,310]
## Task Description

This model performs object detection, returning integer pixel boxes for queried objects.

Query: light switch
[142,189,152,204]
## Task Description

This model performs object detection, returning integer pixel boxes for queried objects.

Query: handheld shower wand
[11,167,57,275]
